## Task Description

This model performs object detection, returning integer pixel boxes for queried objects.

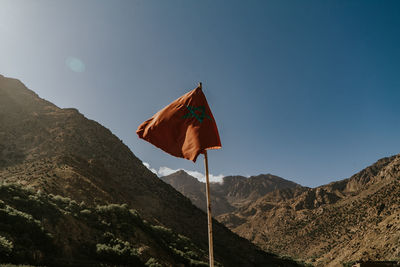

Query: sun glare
[65,56,85,73]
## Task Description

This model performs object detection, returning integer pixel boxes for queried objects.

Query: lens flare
[65,57,85,73]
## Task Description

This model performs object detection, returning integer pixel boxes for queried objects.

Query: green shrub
[0,235,13,257]
[189,259,209,267]
[0,265,36,267]
[146,257,162,267]
[148,225,208,265]
[95,238,143,266]
[80,209,91,215]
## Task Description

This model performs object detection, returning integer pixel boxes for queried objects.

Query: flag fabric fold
[136,85,221,162]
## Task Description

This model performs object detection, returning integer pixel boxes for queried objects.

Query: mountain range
[0,74,299,266]
[161,156,400,266]
[161,171,301,217]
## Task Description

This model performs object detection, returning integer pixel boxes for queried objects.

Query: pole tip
[198,82,202,88]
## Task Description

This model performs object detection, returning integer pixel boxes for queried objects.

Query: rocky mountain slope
[226,155,400,266]
[161,171,301,216]
[162,157,400,266]
[0,74,300,266]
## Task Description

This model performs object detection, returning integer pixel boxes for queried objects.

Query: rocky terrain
[162,157,400,266]
[0,74,300,266]
[161,171,301,216]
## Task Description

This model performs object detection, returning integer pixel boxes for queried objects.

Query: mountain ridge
[161,155,400,266]
[161,172,301,216]
[0,74,300,266]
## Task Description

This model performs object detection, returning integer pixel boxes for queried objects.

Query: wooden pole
[199,82,214,266]
[204,150,214,267]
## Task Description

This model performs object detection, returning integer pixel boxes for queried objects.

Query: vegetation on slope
[0,183,212,267]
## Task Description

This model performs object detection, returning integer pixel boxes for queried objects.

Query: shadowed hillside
[0,74,300,267]
[0,183,214,266]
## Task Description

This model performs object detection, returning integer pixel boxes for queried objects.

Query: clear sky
[1,0,399,187]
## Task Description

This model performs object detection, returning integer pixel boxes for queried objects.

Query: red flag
[137,84,221,162]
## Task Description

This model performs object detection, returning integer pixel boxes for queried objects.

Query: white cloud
[185,169,225,184]
[157,166,177,177]
[144,163,224,183]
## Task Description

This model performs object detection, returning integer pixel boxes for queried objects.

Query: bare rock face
[293,187,341,211]
[0,74,300,267]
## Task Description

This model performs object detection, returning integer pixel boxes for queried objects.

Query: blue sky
[1,1,399,187]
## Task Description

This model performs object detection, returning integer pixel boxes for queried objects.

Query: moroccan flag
[137,85,221,162]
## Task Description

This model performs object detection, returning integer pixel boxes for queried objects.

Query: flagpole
[198,81,214,266]
[204,150,214,267]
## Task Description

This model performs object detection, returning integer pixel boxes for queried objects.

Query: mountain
[225,155,400,266]
[160,170,234,216]
[161,172,301,216]
[0,74,300,266]
[162,157,400,266]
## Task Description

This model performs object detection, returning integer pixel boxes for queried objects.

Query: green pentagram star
[182,105,211,123]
